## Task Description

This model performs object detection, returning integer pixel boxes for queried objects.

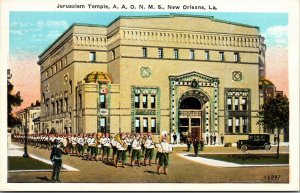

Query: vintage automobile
[237,134,272,152]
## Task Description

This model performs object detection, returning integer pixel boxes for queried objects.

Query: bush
[224,143,232,147]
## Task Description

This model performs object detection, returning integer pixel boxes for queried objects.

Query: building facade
[15,106,41,134]
[38,14,267,143]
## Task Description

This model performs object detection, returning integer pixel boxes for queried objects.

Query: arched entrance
[178,90,209,143]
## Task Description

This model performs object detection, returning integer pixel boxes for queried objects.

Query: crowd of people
[12,132,173,175]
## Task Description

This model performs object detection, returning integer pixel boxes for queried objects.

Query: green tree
[7,80,23,128]
[257,94,289,158]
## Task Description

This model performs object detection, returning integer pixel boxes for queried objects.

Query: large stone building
[38,14,268,143]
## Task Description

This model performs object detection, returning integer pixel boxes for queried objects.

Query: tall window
[205,51,210,60]
[142,48,147,58]
[135,118,140,133]
[151,118,156,133]
[112,50,115,60]
[45,71,48,78]
[234,52,240,63]
[100,93,106,108]
[190,49,195,60]
[56,101,59,114]
[242,117,248,133]
[65,98,69,112]
[100,117,106,133]
[219,52,224,61]
[235,118,240,133]
[143,95,148,108]
[143,118,148,132]
[225,89,250,134]
[46,99,50,115]
[60,99,63,113]
[228,118,233,133]
[79,94,82,109]
[89,52,96,62]
[135,94,140,108]
[158,48,163,58]
[227,97,232,110]
[241,97,247,110]
[150,95,156,109]
[234,98,239,110]
[174,49,179,59]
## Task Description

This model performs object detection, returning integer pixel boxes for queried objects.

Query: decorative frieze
[121,29,261,48]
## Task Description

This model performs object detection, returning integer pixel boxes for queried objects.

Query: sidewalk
[177,153,289,168]
[8,143,79,172]
[171,142,289,148]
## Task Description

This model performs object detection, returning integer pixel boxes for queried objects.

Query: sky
[9,12,288,111]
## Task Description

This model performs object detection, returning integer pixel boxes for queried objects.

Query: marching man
[144,132,155,166]
[101,133,111,162]
[131,133,142,167]
[87,133,97,160]
[115,133,127,168]
[157,135,172,175]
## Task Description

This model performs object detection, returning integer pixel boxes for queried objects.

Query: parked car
[237,134,272,152]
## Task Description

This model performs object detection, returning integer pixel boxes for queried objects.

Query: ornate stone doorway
[178,93,205,142]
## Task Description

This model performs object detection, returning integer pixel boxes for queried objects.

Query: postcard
[0,0,299,191]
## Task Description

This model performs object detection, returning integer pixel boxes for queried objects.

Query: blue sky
[10,12,288,59]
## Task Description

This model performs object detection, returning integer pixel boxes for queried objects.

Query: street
[8,142,289,183]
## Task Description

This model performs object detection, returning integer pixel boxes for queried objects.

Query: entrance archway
[178,90,209,143]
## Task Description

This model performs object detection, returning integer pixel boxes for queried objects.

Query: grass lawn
[8,156,53,170]
[198,154,289,165]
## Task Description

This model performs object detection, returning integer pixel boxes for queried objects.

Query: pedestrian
[50,139,64,182]
[157,136,172,175]
[221,134,224,145]
[186,137,192,152]
[274,134,277,144]
[206,134,209,145]
[213,134,217,145]
[193,138,200,157]
[172,131,177,144]
[200,138,204,151]
[210,134,213,145]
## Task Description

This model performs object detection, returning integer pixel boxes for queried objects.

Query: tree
[257,94,289,158]
[35,100,41,107]
[7,80,23,128]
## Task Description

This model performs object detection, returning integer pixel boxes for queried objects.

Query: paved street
[8,143,289,183]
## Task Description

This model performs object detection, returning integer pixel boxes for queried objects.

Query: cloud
[10,19,69,55]
[36,20,68,29]
[262,25,288,48]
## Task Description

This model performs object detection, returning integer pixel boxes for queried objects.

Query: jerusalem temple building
[37,14,273,143]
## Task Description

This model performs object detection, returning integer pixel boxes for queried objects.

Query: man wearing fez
[157,135,172,175]
[101,133,111,162]
[131,133,142,167]
[115,133,127,168]
[144,132,155,166]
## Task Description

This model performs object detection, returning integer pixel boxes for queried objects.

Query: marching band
[12,131,173,174]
